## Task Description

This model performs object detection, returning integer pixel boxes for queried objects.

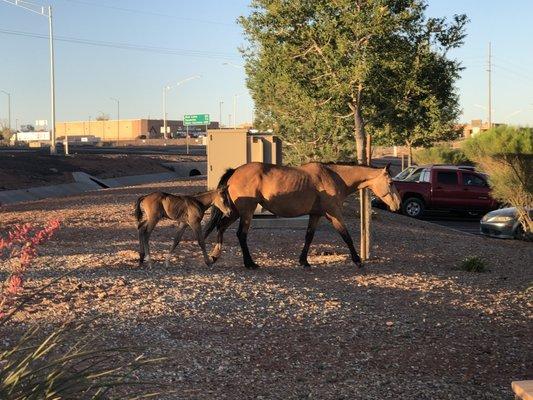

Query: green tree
[240,0,467,165]
[462,126,533,235]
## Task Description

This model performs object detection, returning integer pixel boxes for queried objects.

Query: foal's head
[367,164,401,212]
[213,186,233,217]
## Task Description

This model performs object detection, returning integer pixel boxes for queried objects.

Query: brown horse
[135,188,232,268]
[204,162,401,269]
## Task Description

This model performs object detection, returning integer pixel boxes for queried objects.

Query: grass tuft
[459,256,487,273]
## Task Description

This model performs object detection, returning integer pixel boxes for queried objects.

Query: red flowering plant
[0,219,61,319]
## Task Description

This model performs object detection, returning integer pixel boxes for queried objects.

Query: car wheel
[514,224,532,241]
[402,197,425,218]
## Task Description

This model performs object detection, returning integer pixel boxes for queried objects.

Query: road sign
[184,114,210,126]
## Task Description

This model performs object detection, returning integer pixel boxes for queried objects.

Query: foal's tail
[204,168,235,239]
[134,195,146,225]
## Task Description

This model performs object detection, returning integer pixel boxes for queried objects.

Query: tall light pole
[110,97,120,142]
[233,93,244,129]
[163,75,200,139]
[1,90,11,131]
[1,0,57,154]
[219,101,224,128]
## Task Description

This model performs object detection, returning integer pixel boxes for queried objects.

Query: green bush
[413,144,469,165]
[459,256,487,273]
[462,126,533,234]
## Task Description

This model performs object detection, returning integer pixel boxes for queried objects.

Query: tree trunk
[354,104,367,165]
[406,140,413,167]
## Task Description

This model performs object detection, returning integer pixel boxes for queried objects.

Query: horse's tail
[204,168,236,239]
[134,195,146,224]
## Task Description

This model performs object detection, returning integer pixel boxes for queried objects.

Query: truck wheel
[402,197,425,218]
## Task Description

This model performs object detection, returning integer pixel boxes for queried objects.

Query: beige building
[56,119,220,141]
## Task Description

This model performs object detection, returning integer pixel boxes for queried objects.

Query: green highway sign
[184,114,210,126]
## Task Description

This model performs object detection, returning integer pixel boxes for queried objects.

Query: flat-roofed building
[55,119,220,141]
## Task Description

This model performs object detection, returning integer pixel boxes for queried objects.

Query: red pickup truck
[385,165,498,218]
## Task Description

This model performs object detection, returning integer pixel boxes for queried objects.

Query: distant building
[55,119,220,141]
[459,119,504,138]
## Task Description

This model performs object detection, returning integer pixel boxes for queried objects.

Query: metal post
[219,101,223,128]
[186,125,189,154]
[163,86,167,139]
[233,94,237,129]
[365,133,372,259]
[48,5,56,155]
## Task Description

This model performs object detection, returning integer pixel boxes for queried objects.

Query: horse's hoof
[209,255,218,264]
[245,262,260,270]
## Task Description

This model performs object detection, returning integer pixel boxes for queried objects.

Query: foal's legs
[209,213,239,263]
[165,222,187,268]
[190,219,213,266]
[236,208,260,269]
[299,214,321,268]
[141,220,157,267]
[325,211,362,268]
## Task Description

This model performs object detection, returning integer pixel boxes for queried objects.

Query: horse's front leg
[165,222,186,268]
[236,209,260,269]
[209,213,238,263]
[325,212,362,269]
[191,220,213,266]
[299,214,321,268]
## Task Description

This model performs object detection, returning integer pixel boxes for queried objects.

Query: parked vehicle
[480,207,532,240]
[374,165,498,218]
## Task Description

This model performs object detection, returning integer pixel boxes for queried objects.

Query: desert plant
[0,220,61,318]
[459,256,487,273]
[462,126,533,234]
[0,323,169,399]
[413,144,469,165]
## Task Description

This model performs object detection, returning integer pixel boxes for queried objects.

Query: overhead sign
[184,114,210,126]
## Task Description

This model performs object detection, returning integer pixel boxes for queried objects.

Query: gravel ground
[1,178,531,399]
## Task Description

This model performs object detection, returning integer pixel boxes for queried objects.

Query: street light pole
[48,5,56,154]
[1,90,11,131]
[163,75,200,139]
[1,0,57,154]
[219,101,223,128]
[110,97,120,142]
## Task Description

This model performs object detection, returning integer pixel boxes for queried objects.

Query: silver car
[480,207,531,239]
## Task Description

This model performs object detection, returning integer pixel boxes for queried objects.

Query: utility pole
[219,101,223,128]
[1,1,57,154]
[1,90,11,131]
[233,94,237,129]
[488,41,492,129]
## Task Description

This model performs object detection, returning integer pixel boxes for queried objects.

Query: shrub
[462,126,533,234]
[413,144,469,165]
[459,256,487,273]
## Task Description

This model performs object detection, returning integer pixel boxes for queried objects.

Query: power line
[0,27,240,60]
[60,0,235,27]
[493,64,533,83]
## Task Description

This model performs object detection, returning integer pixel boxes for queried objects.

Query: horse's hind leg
[165,222,186,268]
[326,212,362,268]
[299,214,321,268]
[209,213,238,263]
[236,208,260,269]
[137,221,146,266]
[142,220,157,268]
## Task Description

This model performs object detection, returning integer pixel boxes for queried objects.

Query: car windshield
[394,166,420,181]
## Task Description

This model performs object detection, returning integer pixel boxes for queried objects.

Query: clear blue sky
[0,0,532,128]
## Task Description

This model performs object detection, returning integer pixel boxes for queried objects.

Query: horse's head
[213,185,233,217]
[367,164,401,212]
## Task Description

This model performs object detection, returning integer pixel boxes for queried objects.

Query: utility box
[207,129,282,189]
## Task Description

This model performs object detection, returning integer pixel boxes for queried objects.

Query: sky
[0,0,532,129]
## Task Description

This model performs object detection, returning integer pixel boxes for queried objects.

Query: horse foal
[135,188,231,268]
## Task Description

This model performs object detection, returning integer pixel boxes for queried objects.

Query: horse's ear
[383,163,391,174]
